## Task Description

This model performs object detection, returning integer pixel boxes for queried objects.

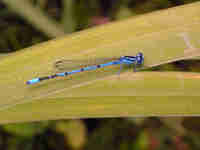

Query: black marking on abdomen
[97,65,101,68]
[39,76,50,81]
[51,74,57,78]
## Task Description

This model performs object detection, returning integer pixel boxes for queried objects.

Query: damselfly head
[136,52,144,65]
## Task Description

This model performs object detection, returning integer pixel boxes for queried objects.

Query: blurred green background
[1,0,200,150]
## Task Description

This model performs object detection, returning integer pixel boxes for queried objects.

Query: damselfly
[26,52,144,85]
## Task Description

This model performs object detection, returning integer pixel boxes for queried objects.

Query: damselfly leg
[117,64,124,75]
[133,62,137,72]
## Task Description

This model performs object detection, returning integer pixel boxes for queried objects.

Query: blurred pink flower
[174,136,189,150]
[90,16,110,26]
[149,135,160,150]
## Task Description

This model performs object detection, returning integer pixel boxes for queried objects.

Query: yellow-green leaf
[1,2,200,123]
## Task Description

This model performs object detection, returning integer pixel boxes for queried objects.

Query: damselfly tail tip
[26,78,40,85]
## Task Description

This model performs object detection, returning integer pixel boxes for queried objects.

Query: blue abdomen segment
[100,61,121,67]
[68,69,82,75]
[26,78,40,85]
[57,72,66,77]
[84,66,98,71]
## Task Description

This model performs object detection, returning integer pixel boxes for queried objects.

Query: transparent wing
[53,57,119,71]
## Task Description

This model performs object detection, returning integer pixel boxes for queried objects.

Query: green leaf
[2,0,65,37]
[2,122,49,137]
